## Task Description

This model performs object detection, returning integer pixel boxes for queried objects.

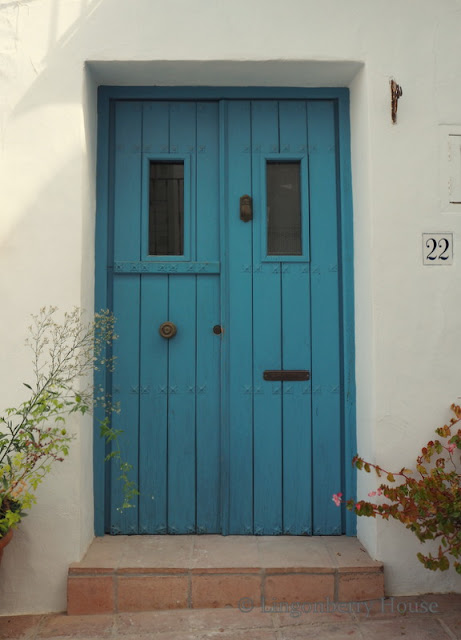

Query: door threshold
[68,535,384,614]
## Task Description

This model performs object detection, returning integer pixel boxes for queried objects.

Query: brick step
[67,535,384,615]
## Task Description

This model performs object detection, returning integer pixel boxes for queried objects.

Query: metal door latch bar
[263,370,310,381]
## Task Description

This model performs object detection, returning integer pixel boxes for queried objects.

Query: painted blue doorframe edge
[98,86,350,101]
[94,86,357,536]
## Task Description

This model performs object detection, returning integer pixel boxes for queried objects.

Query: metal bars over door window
[148,162,184,256]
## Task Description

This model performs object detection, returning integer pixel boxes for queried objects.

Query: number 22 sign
[422,233,453,265]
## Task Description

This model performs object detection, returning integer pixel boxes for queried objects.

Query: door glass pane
[267,161,302,256]
[149,162,184,255]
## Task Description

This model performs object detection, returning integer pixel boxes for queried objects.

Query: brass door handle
[159,321,177,339]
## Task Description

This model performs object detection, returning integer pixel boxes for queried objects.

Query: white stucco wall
[0,0,460,614]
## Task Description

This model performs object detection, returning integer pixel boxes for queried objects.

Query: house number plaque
[422,233,453,265]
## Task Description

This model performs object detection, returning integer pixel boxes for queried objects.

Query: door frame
[94,86,357,536]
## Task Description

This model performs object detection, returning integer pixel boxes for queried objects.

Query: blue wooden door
[225,100,342,535]
[110,101,221,534]
[107,98,344,535]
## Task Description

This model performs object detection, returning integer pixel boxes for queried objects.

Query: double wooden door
[108,99,343,535]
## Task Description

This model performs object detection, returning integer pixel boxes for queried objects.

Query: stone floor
[1,594,461,639]
[67,535,385,614]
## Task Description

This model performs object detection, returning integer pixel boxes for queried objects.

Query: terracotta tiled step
[67,536,384,615]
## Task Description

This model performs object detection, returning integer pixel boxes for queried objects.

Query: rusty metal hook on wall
[390,80,403,124]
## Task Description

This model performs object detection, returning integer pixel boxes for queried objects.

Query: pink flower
[332,493,343,507]
[376,488,383,496]
[368,491,377,497]
[447,443,456,453]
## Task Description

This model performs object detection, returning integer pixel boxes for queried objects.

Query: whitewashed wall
[0,0,460,614]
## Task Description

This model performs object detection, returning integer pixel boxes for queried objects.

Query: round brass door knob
[159,321,177,339]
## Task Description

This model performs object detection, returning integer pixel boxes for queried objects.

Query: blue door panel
[142,102,169,154]
[195,102,221,533]
[113,102,142,262]
[196,102,220,263]
[139,275,168,533]
[282,263,312,535]
[307,101,343,534]
[196,275,221,533]
[252,262,283,534]
[110,101,143,534]
[167,275,197,533]
[279,102,312,535]
[111,275,140,534]
[251,101,283,534]
[226,101,254,534]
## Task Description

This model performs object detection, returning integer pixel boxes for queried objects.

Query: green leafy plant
[333,404,461,574]
[0,307,137,539]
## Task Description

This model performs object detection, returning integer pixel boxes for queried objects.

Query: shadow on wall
[6,0,365,121]
[0,150,93,614]
[5,0,104,117]
[0,150,85,324]
[0,0,42,9]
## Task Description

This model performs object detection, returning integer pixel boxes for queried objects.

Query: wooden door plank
[170,102,196,261]
[281,263,312,534]
[111,275,140,533]
[337,96,357,536]
[307,101,342,534]
[226,101,254,534]
[278,101,312,534]
[142,102,169,153]
[196,102,220,262]
[138,101,171,530]
[113,101,142,262]
[139,275,169,533]
[110,101,142,533]
[164,103,198,532]
[251,101,283,534]
[252,265,283,534]
[167,275,197,533]
[196,275,221,532]
[196,103,221,532]
[278,100,311,260]
[279,101,307,156]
